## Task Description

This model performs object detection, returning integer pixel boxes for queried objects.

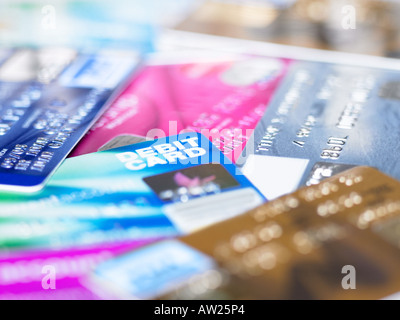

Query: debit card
[88,166,400,300]
[0,132,264,250]
[0,48,140,192]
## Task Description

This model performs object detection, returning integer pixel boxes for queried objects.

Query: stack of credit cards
[2,0,400,301]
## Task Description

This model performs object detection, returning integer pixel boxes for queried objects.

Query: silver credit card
[238,58,400,200]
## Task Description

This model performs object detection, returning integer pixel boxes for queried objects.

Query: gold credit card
[89,166,400,300]
[175,0,400,58]
[168,166,400,299]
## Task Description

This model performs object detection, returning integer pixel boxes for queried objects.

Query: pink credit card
[0,239,157,300]
[70,56,290,162]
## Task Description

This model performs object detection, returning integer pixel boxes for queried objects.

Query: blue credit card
[0,133,265,250]
[0,48,140,192]
[237,58,400,199]
[87,240,216,300]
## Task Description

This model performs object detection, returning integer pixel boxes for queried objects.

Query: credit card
[0,241,153,300]
[71,54,289,163]
[0,132,264,250]
[291,166,400,252]
[0,48,140,192]
[236,54,400,199]
[88,166,400,300]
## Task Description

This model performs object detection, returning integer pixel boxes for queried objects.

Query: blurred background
[1,0,400,57]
